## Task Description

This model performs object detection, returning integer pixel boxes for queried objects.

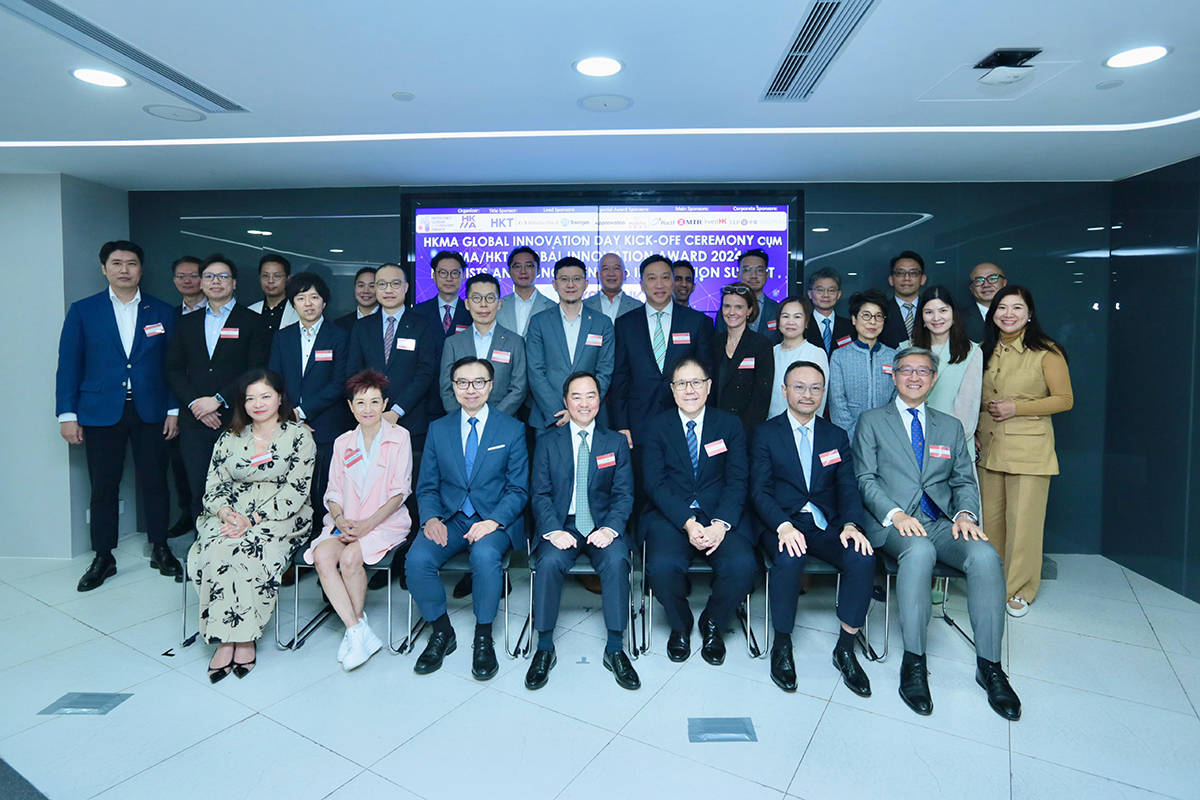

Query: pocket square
[486,444,506,451]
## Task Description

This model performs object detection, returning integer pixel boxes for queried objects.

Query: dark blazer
[414,296,474,418]
[347,308,438,442]
[717,295,782,345]
[641,407,751,542]
[165,303,270,429]
[333,309,376,333]
[805,313,856,357]
[57,290,178,426]
[526,306,615,430]
[416,409,529,550]
[962,301,988,343]
[710,329,775,434]
[878,296,913,349]
[750,412,863,533]
[267,320,350,444]
[531,424,634,539]
[610,305,714,446]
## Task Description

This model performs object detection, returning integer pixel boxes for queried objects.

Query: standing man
[526,371,639,691]
[804,267,854,357]
[672,260,696,307]
[249,254,299,336]
[57,240,183,590]
[641,357,756,664]
[964,262,1007,342]
[408,357,528,679]
[440,273,528,417]
[717,250,782,344]
[414,251,473,421]
[853,347,1020,720]
[334,266,379,331]
[526,257,615,434]
[878,251,927,349]
[172,256,207,316]
[166,255,206,537]
[495,247,555,338]
[584,252,642,322]
[166,253,271,524]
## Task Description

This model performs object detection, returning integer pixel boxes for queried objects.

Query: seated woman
[710,282,775,436]
[304,369,413,670]
[188,368,316,683]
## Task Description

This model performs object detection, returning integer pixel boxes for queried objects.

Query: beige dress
[187,422,316,642]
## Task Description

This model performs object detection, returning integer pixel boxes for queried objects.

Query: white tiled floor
[1,544,1199,800]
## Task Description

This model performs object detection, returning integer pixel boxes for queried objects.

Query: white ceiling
[0,0,1197,190]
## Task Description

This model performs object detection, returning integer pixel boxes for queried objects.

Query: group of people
[56,240,1072,721]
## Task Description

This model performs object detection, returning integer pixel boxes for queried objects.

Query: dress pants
[310,440,334,536]
[979,467,1051,602]
[533,520,631,633]
[764,514,875,633]
[178,425,224,522]
[881,513,1005,662]
[167,436,192,516]
[82,399,170,552]
[644,510,756,632]
[405,511,512,624]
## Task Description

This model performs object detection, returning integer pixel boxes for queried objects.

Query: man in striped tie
[879,251,928,349]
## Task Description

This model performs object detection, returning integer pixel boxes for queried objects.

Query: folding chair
[273,561,395,651]
[525,543,638,660]
[873,552,972,661]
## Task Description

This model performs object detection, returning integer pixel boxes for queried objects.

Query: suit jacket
[805,313,856,357]
[334,308,376,333]
[56,290,178,426]
[962,302,988,344]
[852,402,980,547]
[711,329,775,433]
[347,309,437,441]
[717,295,783,345]
[878,296,914,349]
[526,306,615,430]
[440,324,528,417]
[414,296,473,418]
[531,424,634,539]
[165,303,271,429]
[249,299,299,332]
[642,407,752,542]
[750,413,863,533]
[267,320,350,444]
[583,291,643,319]
[495,289,556,338]
[610,304,714,445]
[416,409,529,550]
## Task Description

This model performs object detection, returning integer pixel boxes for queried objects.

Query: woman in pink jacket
[305,369,412,670]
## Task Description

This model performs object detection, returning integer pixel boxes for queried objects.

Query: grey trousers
[881,516,1005,662]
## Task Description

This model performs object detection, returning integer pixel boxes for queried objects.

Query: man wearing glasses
[964,263,1007,342]
[879,251,928,349]
[415,251,474,422]
[804,267,855,358]
[496,247,555,338]
[717,249,782,344]
[439,273,527,417]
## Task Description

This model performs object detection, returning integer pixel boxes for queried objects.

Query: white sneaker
[1006,596,1030,618]
[337,627,353,663]
[343,621,383,671]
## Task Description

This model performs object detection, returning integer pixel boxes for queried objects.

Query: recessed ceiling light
[999,246,1013,251]
[935,260,946,265]
[847,272,858,276]
[259,231,272,236]
[329,249,344,253]
[1087,226,1105,231]
[247,229,262,235]
[811,227,829,233]
[1073,272,1084,276]
[1066,260,1076,264]
[574,57,623,77]
[392,92,415,102]
[1105,46,1169,68]
[1111,225,1122,229]
[72,68,128,88]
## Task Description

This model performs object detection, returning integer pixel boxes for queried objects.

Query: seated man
[527,371,639,691]
[408,357,529,680]
[642,357,756,665]
[751,361,875,696]
[853,346,1020,720]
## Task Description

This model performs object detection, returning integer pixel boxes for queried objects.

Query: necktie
[575,430,593,534]
[796,425,828,530]
[903,302,915,339]
[462,417,479,517]
[383,315,396,366]
[686,419,699,476]
[907,408,941,520]
[822,317,833,352]
[442,303,452,333]
[651,311,667,371]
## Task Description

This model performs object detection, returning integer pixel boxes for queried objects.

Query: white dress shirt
[299,316,323,377]
[595,291,627,324]
[782,409,827,530]
[181,297,207,315]
[354,425,384,486]
[512,292,537,337]
[358,305,378,319]
[566,419,597,515]
[460,403,491,453]
[380,307,407,417]
[472,324,495,359]
[560,306,583,363]
[645,300,674,342]
[204,300,236,359]
[977,302,990,320]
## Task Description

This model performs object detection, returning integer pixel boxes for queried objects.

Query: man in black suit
[413,250,473,422]
[878,251,928,349]
[333,266,379,332]
[165,255,206,537]
[804,267,855,357]
[641,357,756,665]
[963,262,1007,343]
[751,360,875,696]
[526,371,639,691]
[165,253,271,522]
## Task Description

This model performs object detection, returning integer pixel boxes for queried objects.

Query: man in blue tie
[408,357,528,679]
[853,347,1020,721]
[803,267,854,359]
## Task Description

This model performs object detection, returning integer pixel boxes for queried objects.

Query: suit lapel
[361,426,391,496]
[469,414,500,485]
[777,414,808,490]
[210,305,239,362]
[128,301,152,360]
[345,432,366,494]
[886,403,923,473]
[574,312,597,369]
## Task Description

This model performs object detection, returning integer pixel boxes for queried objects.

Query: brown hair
[228,369,293,434]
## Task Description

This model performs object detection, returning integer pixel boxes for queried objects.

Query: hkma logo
[460,215,477,229]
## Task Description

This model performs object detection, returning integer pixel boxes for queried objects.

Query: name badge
[671,332,690,345]
[837,335,852,348]
[343,448,363,468]
[882,363,893,375]
[596,452,616,469]
[703,439,727,457]
[456,324,469,333]
[766,319,778,332]
[585,333,604,347]
[144,322,165,337]
[248,452,273,467]
[491,350,511,364]
[738,357,755,370]
[396,337,416,351]
[219,328,239,339]
[314,350,333,362]
[929,445,952,459]
[819,449,842,466]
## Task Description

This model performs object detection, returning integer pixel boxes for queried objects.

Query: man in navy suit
[642,357,756,665]
[526,371,639,691]
[804,267,855,357]
[413,250,473,423]
[56,240,183,590]
[751,360,875,696]
[333,266,380,332]
[408,357,529,679]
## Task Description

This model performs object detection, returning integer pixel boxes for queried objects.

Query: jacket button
[127,364,132,369]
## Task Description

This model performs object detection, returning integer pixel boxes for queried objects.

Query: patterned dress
[187,422,315,642]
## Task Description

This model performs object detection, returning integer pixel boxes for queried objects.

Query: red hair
[345,369,389,399]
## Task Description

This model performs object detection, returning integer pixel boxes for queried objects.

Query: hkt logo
[460,215,477,229]
[491,218,513,228]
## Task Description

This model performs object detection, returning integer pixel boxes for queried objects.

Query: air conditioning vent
[762,0,879,102]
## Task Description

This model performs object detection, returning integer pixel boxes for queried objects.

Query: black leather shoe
[770,641,797,691]
[899,661,933,716]
[453,574,474,598]
[977,664,1022,721]
[833,646,871,697]
[666,630,691,662]
[603,650,641,690]
[150,543,182,578]
[524,648,556,690]
[699,615,726,666]
[167,515,194,539]
[77,552,116,592]
[472,633,499,680]
[413,630,457,674]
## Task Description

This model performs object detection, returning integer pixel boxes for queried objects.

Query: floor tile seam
[359,682,490,771]
[1133,593,1200,698]
[613,663,688,738]
[169,665,272,716]
[362,770,432,800]
[1121,568,1200,617]
[0,714,54,746]
[1009,752,1185,800]
[317,767,371,800]
[692,657,838,700]
[610,731,789,793]
[1012,674,1200,722]
[788,696,833,792]
[0,624,108,672]
[28,568,163,606]
[824,698,1013,752]
[1008,618,1161,649]
[1157,653,1200,721]
[549,730,622,800]
[476,682,626,735]
[486,673,663,735]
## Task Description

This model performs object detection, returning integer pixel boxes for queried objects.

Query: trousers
[764,515,875,633]
[82,399,169,551]
[405,511,512,624]
[980,468,1051,602]
[533,521,631,633]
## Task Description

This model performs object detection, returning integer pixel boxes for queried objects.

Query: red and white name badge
[491,350,511,364]
[671,332,690,345]
[144,322,165,337]
[929,445,952,459]
[738,357,755,370]
[314,350,333,361]
[596,452,616,469]
[882,363,893,375]
[766,319,778,332]
[396,337,416,351]
[703,439,727,457]
[248,452,273,467]
[343,448,363,468]
[837,335,852,348]
[219,328,239,339]
[819,449,842,466]
[585,333,604,347]
[456,324,469,333]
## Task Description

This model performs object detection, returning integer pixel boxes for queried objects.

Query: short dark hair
[258,254,291,275]
[889,250,925,273]
[672,260,695,276]
[465,273,501,295]
[346,369,389,399]
[562,371,601,398]
[507,246,540,267]
[806,266,842,291]
[639,254,672,275]
[285,272,331,306]
[354,266,378,282]
[451,355,495,381]
[777,295,812,328]
[375,262,409,284]
[849,289,889,319]
[172,256,201,274]
[99,240,144,265]
[553,256,587,278]
[201,253,237,281]
[783,360,826,384]
[432,251,466,272]
[671,355,710,381]
[738,248,769,267]
[228,368,294,435]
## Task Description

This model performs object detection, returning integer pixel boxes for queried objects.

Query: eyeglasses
[740,267,767,276]
[787,383,825,395]
[174,273,200,281]
[453,378,493,390]
[892,269,923,278]
[469,293,498,305]
[810,286,839,295]
[971,274,1005,285]
[722,284,752,296]
[856,312,884,323]
[896,366,935,377]
[556,275,586,284]
[434,269,462,280]
[509,261,537,270]
[375,279,406,290]
[260,273,286,281]
[202,273,233,283]
[671,378,709,391]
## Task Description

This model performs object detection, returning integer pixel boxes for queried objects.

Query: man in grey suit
[495,246,556,338]
[716,249,782,343]
[440,273,527,417]
[584,252,642,323]
[853,346,1021,721]
[526,257,615,435]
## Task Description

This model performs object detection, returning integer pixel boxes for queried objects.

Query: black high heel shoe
[208,649,235,684]
[232,644,256,678]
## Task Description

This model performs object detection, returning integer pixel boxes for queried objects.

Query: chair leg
[181,574,198,648]
[385,566,394,655]
[762,570,772,659]
[626,562,637,659]
[396,591,427,655]
[881,575,891,661]
[938,577,975,648]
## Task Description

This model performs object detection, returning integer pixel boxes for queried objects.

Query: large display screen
[412,204,791,315]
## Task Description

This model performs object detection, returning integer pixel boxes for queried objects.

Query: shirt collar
[852,339,880,353]
[976,302,990,318]
[462,403,490,429]
[895,397,927,418]
[382,305,405,323]
[678,406,706,429]
[301,316,323,338]
[440,297,458,312]
[814,308,835,322]
[473,323,494,339]
[646,301,674,324]
[206,299,235,318]
[786,409,817,435]
[183,297,207,313]
[357,305,378,319]
[108,287,141,307]
[560,304,583,324]
[568,419,596,440]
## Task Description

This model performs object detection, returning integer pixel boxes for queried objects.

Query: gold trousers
[979,468,1052,602]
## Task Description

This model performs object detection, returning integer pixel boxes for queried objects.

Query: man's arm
[749,424,789,531]
[165,318,200,410]
[529,435,558,537]
[55,303,84,419]
[830,431,866,530]
[391,325,436,415]
[643,424,694,529]
[415,430,448,523]
[947,425,982,519]
[609,318,632,431]
[525,316,560,426]
[302,331,351,421]
[496,335,528,417]
[595,318,616,396]
[852,414,902,523]
[713,419,749,529]
[439,339,458,413]
[597,435,634,536]
[489,423,530,529]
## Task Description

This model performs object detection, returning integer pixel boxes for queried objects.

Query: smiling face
[452,361,493,414]
[102,249,142,293]
[721,292,750,331]
[354,273,377,308]
[349,387,388,429]
[173,260,201,299]
[374,265,408,312]
[778,300,807,342]
[892,353,938,406]
[888,258,926,300]
[508,252,538,289]
[852,302,885,343]
[808,277,840,312]
[784,364,825,422]
[564,375,601,428]
[921,298,953,338]
[993,293,1031,335]
[738,255,767,292]
[292,287,326,325]
[970,262,1008,304]
[673,265,695,303]
[201,261,236,304]
[244,380,281,423]
[432,257,463,298]
[466,281,499,326]
[641,260,674,309]
[553,265,586,304]
[670,362,711,416]
[599,254,625,293]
